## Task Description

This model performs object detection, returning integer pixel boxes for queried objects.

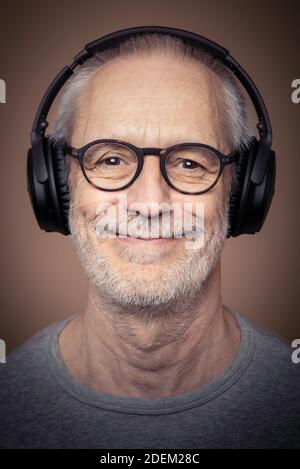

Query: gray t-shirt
[0,308,299,449]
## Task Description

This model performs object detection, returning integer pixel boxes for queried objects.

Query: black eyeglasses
[64,138,239,195]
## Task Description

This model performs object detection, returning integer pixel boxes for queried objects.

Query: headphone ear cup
[27,136,67,234]
[238,146,276,236]
[227,136,276,237]
[27,137,70,235]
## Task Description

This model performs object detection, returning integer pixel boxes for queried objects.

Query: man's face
[68,54,233,309]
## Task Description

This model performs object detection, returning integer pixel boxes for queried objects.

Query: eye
[180,159,204,170]
[98,155,122,166]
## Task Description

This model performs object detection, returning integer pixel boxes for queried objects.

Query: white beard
[68,198,229,310]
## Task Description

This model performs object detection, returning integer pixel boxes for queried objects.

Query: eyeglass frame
[64,138,239,195]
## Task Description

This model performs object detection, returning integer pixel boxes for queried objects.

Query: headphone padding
[227,138,256,237]
[47,139,70,235]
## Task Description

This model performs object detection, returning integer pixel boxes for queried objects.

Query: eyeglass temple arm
[224,151,240,164]
[62,143,78,158]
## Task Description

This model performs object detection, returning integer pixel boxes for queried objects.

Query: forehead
[74,55,223,148]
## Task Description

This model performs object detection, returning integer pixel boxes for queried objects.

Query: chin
[113,236,185,264]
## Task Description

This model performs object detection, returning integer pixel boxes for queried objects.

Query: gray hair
[50,33,253,176]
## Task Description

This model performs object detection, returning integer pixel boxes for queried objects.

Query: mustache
[93,213,204,239]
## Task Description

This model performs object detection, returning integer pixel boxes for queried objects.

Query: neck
[59,262,241,398]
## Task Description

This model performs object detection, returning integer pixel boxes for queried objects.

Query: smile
[116,233,176,244]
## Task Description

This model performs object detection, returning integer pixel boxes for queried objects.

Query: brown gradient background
[0,0,299,353]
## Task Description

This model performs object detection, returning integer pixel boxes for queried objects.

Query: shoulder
[235,310,297,360]
[232,309,300,395]
[0,316,75,448]
[0,316,71,413]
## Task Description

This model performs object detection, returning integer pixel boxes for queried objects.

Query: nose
[126,155,172,218]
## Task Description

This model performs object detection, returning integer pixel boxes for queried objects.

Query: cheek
[74,182,120,221]
[172,192,219,224]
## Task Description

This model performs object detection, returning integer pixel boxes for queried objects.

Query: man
[0,32,299,449]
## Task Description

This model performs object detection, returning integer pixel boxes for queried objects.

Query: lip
[116,234,175,245]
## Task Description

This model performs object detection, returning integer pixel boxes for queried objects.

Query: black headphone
[27,25,276,238]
